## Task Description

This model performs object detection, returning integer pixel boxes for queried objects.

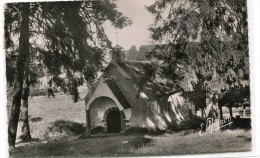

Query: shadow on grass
[236,135,252,142]
[30,117,43,123]
[16,137,41,145]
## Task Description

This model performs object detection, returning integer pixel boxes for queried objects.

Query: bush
[46,120,85,139]
[91,126,104,134]
[231,118,251,130]
[177,115,205,131]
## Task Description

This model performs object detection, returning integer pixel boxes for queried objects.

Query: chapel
[84,45,195,133]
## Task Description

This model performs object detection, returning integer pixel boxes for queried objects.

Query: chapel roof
[104,60,179,99]
[105,78,132,109]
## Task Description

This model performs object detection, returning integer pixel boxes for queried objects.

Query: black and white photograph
[1,0,259,157]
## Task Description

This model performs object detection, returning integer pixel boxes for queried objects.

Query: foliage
[231,118,251,129]
[183,83,206,111]
[219,85,250,108]
[126,45,138,60]
[90,126,104,134]
[5,1,132,90]
[178,115,205,130]
[147,0,249,93]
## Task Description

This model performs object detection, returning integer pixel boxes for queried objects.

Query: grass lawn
[10,130,251,157]
[12,93,251,157]
[133,129,251,155]
[16,93,86,141]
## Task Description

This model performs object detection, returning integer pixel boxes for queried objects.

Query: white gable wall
[86,77,124,111]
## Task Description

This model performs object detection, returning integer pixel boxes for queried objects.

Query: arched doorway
[107,110,121,133]
[88,96,118,128]
[104,107,126,133]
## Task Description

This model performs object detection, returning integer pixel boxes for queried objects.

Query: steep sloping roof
[116,61,178,99]
[105,78,132,109]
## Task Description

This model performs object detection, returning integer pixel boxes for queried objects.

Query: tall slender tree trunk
[73,85,79,103]
[20,86,32,141]
[8,3,30,148]
[229,105,233,118]
[218,93,223,120]
[218,97,223,120]
[201,108,205,119]
[219,105,223,120]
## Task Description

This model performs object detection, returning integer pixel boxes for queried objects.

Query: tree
[5,1,131,148]
[126,45,139,61]
[126,45,155,61]
[219,84,249,118]
[147,0,249,118]
[138,45,155,60]
[19,60,43,141]
[6,3,30,148]
[19,85,31,141]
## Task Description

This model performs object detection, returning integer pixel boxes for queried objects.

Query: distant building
[84,45,195,133]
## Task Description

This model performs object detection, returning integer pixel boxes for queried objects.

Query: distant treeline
[124,45,155,61]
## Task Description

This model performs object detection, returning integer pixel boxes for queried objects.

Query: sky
[104,0,155,50]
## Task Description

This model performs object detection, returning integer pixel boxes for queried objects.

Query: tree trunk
[201,108,204,119]
[19,87,32,141]
[229,106,233,118]
[218,104,223,120]
[73,87,79,103]
[8,3,30,148]
[85,110,91,136]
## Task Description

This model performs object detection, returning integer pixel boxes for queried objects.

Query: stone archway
[103,107,126,133]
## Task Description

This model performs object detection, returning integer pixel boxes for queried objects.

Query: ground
[11,93,251,157]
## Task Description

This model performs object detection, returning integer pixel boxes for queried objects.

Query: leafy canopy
[5,1,132,90]
[147,0,249,92]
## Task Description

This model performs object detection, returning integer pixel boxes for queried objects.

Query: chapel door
[107,110,121,133]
